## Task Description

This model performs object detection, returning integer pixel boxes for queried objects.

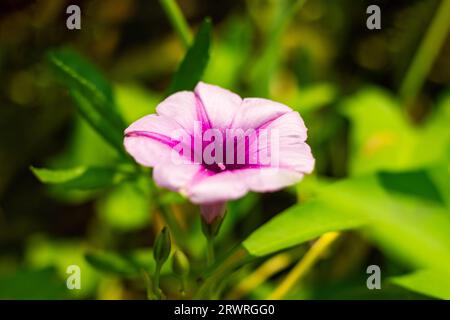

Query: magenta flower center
[199,134,254,173]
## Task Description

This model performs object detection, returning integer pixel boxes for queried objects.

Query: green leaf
[85,252,141,276]
[320,173,450,270]
[249,0,307,96]
[378,169,445,205]
[50,115,119,168]
[341,88,449,175]
[25,237,99,297]
[428,163,450,208]
[391,269,450,299]
[243,167,450,263]
[48,48,114,104]
[168,19,211,94]
[0,267,67,299]
[30,165,133,190]
[70,89,125,152]
[97,176,151,231]
[47,48,126,153]
[243,201,366,257]
[84,249,170,276]
[341,88,416,175]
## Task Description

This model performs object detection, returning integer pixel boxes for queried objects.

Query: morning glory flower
[124,82,314,223]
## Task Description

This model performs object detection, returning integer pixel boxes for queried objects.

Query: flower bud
[172,250,190,277]
[153,226,171,266]
[200,202,226,239]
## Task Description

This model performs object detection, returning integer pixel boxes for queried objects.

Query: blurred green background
[0,0,449,299]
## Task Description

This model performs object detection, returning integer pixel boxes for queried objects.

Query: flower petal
[194,82,242,129]
[153,157,202,192]
[263,111,308,142]
[231,98,292,131]
[124,114,185,167]
[238,167,304,192]
[277,143,315,173]
[187,171,248,204]
[251,112,314,172]
[156,91,199,134]
[185,167,304,204]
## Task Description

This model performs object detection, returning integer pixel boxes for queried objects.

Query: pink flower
[124,82,314,223]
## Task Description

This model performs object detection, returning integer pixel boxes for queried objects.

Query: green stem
[207,239,215,267]
[399,0,450,107]
[159,0,192,48]
[152,263,162,300]
[200,209,226,267]
[142,270,154,300]
[147,177,184,246]
[194,247,249,299]
[179,277,186,297]
[157,202,184,245]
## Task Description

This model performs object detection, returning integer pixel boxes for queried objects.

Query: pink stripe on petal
[124,135,172,167]
[194,82,242,129]
[246,111,313,172]
[125,130,179,148]
[194,91,212,130]
[231,98,292,131]
[262,111,308,142]
[124,114,187,167]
